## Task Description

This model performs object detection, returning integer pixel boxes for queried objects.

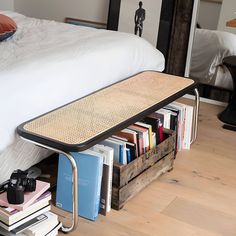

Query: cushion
[0,14,17,42]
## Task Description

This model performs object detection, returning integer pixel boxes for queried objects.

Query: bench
[17,71,199,232]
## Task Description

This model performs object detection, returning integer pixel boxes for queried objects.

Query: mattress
[0,11,165,183]
[190,28,236,90]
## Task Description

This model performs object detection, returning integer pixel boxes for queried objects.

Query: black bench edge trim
[17,81,198,153]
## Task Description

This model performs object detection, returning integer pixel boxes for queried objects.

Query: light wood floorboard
[58,100,236,236]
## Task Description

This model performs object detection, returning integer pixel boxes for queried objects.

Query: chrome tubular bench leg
[20,138,78,233]
[191,88,200,144]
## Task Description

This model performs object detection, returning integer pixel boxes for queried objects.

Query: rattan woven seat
[18,71,195,151]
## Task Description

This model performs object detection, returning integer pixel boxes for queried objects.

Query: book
[111,135,136,162]
[114,129,138,158]
[109,137,127,165]
[155,108,171,129]
[100,139,121,164]
[0,181,50,211]
[46,221,62,236]
[144,114,164,144]
[135,122,153,150]
[56,150,103,221]
[0,205,50,231]
[152,132,156,147]
[183,104,193,149]
[91,144,114,215]
[0,191,51,225]
[23,211,58,236]
[129,124,149,154]
[164,105,180,151]
[166,102,186,151]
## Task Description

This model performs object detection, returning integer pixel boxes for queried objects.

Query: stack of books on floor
[0,180,61,236]
[56,101,194,222]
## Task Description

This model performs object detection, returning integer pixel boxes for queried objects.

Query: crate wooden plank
[112,129,176,188]
[111,151,175,210]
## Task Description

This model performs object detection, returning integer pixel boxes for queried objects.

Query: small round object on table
[218,56,236,127]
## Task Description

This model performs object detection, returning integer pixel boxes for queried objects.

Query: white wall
[14,0,109,23]
[0,0,14,11]
[218,0,236,34]
[198,0,222,30]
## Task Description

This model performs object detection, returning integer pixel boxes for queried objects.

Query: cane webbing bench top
[18,71,196,151]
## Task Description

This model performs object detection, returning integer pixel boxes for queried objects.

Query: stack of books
[0,180,61,236]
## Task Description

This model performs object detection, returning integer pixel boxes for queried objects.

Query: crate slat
[112,129,176,188]
[111,151,175,210]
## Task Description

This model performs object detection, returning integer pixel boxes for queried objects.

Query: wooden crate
[111,129,176,210]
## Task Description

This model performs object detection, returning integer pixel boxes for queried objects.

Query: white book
[100,139,120,163]
[155,108,171,129]
[23,211,58,236]
[109,137,127,165]
[165,102,186,151]
[46,222,62,236]
[91,144,114,213]
[0,205,51,232]
[152,132,156,147]
[135,122,152,149]
[183,104,194,149]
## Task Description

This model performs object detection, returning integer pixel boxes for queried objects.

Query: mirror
[190,0,236,102]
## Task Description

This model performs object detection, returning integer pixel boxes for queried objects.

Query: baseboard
[183,94,228,107]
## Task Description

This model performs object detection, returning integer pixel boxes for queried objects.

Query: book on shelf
[164,101,194,150]
[0,180,50,211]
[182,104,193,149]
[144,113,164,144]
[135,122,153,150]
[129,124,149,154]
[152,132,156,147]
[90,144,114,215]
[0,191,51,226]
[100,138,121,164]
[155,108,172,129]
[109,137,127,165]
[111,135,136,163]
[56,150,103,221]
[114,129,138,158]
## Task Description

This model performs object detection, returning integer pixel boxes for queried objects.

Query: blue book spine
[126,149,131,163]
[119,145,123,164]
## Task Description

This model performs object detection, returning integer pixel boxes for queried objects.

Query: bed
[0,11,165,184]
[190,28,236,90]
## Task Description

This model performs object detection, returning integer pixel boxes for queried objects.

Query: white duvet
[190,28,236,89]
[0,11,164,182]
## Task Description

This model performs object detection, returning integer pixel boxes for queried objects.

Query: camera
[7,169,36,204]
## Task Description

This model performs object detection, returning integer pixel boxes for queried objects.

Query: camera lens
[25,178,36,192]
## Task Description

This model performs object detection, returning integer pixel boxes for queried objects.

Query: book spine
[95,158,104,220]
[107,153,113,212]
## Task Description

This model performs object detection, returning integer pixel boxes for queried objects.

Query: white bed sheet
[190,28,236,89]
[0,11,164,183]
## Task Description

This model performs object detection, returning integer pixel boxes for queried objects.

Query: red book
[129,124,149,155]
[0,180,50,211]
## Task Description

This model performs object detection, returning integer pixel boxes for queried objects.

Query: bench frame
[17,72,199,233]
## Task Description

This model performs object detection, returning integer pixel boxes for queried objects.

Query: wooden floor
[58,100,236,236]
